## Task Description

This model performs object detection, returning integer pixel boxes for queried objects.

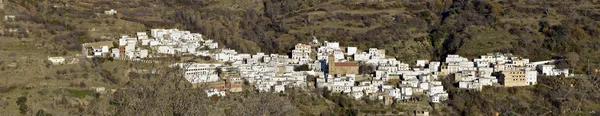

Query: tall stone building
[500,70,526,87]
[500,69,538,87]
[328,54,359,75]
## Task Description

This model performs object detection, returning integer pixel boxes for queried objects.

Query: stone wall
[329,66,359,75]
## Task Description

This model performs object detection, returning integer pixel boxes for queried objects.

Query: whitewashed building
[48,57,66,65]
[157,46,176,55]
[104,9,117,15]
[445,54,468,63]
[205,88,226,97]
[291,43,312,64]
[539,65,569,76]
[346,47,357,55]
[173,63,223,83]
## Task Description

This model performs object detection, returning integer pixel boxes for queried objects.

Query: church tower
[327,54,335,73]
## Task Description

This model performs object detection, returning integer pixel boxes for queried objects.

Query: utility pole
[588,59,590,79]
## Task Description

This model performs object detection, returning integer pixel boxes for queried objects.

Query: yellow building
[328,54,359,75]
[501,70,527,87]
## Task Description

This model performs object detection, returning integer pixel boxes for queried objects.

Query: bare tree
[110,65,221,115]
[566,52,580,67]
[229,93,297,116]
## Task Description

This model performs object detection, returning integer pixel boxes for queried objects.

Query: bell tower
[328,54,335,73]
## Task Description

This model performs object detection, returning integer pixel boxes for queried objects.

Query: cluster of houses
[81,28,572,104]
[82,28,219,59]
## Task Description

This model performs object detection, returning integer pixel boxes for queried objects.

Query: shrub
[36,109,52,116]
[101,69,120,84]
[38,88,50,95]
[16,96,28,114]
[66,89,95,98]
[294,64,310,71]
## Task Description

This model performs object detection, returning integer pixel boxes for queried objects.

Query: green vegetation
[16,96,28,114]
[0,85,18,94]
[66,89,95,98]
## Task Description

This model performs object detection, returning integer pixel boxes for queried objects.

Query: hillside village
[2,0,600,115]
[55,28,574,106]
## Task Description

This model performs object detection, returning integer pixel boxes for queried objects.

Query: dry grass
[0,38,48,58]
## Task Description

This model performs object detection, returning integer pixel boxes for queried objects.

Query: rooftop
[335,62,358,66]
[85,41,114,49]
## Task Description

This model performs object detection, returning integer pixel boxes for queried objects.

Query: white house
[48,57,66,65]
[458,81,482,90]
[137,49,149,58]
[291,43,312,64]
[140,39,151,46]
[204,40,218,49]
[149,40,161,46]
[97,46,109,56]
[119,38,127,46]
[346,47,357,55]
[274,84,285,93]
[3,15,15,21]
[368,48,385,58]
[399,86,413,96]
[478,77,497,86]
[429,61,441,72]
[350,91,364,99]
[477,67,494,77]
[445,54,468,63]
[455,70,477,82]
[136,32,148,39]
[157,46,176,55]
[525,69,538,85]
[446,62,461,74]
[353,52,371,61]
[385,88,402,99]
[173,63,223,83]
[205,88,226,97]
[418,82,430,90]
[475,61,490,67]
[430,93,448,103]
[310,38,319,44]
[428,82,446,96]
[111,48,120,58]
[416,60,428,67]
[84,41,114,57]
[325,41,340,49]
[539,65,570,76]
[125,44,136,53]
[213,49,238,62]
[398,63,410,71]
[104,9,117,15]
[92,87,106,93]
[255,84,271,92]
